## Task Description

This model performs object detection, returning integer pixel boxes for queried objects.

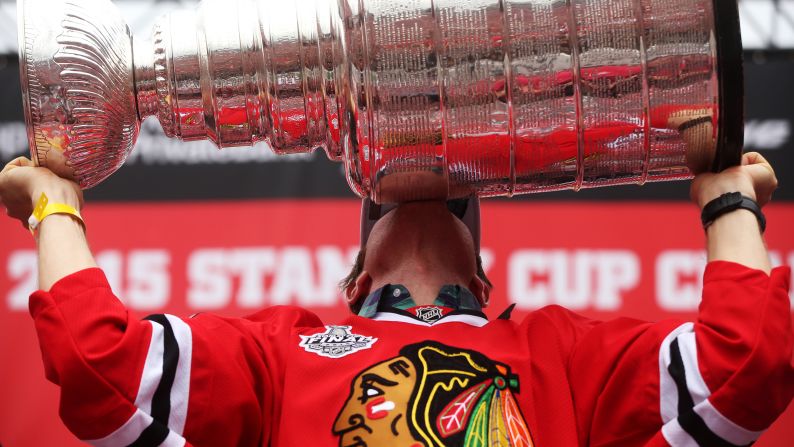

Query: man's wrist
[698,186,756,209]
[31,183,81,210]
[701,192,766,233]
[28,190,86,236]
[36,213,86,234]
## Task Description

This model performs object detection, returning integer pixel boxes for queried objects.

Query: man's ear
[345,271,372,310]
[468,276,491,308]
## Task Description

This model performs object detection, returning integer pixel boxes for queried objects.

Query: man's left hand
[690,152,778,209]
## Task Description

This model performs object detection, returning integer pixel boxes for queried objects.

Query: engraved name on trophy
[18,0,743,202]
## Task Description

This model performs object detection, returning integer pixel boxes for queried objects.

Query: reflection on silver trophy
[17,0,743,202]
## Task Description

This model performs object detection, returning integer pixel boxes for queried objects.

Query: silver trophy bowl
[18,0,138,186]
[18,0,744,202]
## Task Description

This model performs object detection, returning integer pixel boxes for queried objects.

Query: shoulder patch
[299,325,377,358]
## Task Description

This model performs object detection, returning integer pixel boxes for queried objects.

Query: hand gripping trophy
[17,0,744,202]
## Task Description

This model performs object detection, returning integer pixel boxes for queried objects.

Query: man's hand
[690,152,777,274]
[1,156,95,289]
[0,157,83,230]
[690,152,778,209]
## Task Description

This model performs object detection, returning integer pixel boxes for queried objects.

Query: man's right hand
[0,156,83,230]
[1,156,95,290]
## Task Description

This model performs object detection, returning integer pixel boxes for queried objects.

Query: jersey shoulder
[520,304,599,334]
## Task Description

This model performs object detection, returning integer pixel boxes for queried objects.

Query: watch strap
[701,192,766,233]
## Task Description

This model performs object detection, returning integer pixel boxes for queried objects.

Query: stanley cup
[17,0,743,202]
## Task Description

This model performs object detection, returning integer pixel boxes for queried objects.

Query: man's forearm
[705,209,771,274]
[35,192,97,291]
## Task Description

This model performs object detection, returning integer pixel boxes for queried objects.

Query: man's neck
[396,281,448,306]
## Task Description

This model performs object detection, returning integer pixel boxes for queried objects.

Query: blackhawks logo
[299,326,377,359]
[333,341,534,446]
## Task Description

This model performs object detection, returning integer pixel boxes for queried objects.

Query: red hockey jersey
[29,261,793,446]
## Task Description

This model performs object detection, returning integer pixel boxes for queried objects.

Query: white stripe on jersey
[693,399,764,445]
[87,409,154,446]
[676,331,710,404]
[661,417,700,447]
[163,430,189,446]
[86,410,188,447]
[88,314,193,445]
[659,322,697,423]
[165,314,193,434]
[87,408,188,447]
[136,321,165,415]
[659,322,763,446]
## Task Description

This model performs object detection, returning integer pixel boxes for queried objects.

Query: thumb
[15,157,34,166]
[2,157,34,174]
[742,151,768,167]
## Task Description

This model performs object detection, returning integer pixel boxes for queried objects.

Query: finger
[747,154,777,181]
[742,152,769,167]
[2,157,31,174]
[744,167,777,207]
[10,156,33,167]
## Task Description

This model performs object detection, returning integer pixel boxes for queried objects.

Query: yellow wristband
[28,192,85,235]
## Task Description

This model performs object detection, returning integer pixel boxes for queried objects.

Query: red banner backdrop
[1,200,792,446]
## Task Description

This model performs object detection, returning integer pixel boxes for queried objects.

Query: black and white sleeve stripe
[86,314,193,447]
[659,323,763,447]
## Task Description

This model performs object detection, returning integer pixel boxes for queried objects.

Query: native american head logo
[333,341,534,447]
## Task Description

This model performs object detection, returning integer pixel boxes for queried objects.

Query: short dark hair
[339,247,493,310]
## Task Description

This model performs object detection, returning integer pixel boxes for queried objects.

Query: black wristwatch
[700,192,766,233]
